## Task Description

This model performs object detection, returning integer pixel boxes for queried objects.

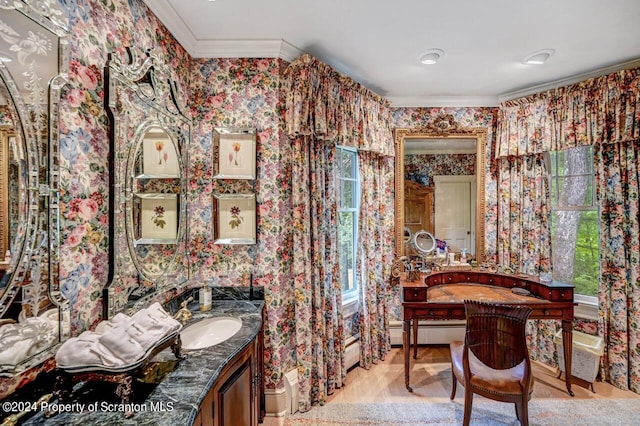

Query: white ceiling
[144,0,640,107]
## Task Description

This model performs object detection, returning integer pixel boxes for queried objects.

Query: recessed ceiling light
[522,48,555,65]
[418,49,444,65]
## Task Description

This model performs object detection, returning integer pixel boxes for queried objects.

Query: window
[336,147,359,301]
[548,146,599,301]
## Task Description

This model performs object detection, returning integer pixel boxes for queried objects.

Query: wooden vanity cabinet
[193,304,265,426]
[193,338,260,426]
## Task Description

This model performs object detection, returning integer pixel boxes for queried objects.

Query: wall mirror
[105,47,190,319]
[394,114,487,262]
[0,1,69,375]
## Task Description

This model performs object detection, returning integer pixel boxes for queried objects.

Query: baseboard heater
[388,320,466,346]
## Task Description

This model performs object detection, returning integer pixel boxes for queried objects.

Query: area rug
[284,399,640,425]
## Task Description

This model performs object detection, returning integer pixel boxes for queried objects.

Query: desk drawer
[403,287,427,302]
[413,307,466,318]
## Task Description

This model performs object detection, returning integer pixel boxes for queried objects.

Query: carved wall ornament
[410,113,474,136]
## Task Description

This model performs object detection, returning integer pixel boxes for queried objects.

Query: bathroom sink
[180,317,242,350]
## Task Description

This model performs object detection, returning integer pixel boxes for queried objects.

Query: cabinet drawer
[549,288,573,302]
[403,287,427,302]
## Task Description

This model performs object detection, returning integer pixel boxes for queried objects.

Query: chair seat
[450,341,533,397]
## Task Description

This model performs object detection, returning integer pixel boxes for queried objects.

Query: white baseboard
[264,386,288,417]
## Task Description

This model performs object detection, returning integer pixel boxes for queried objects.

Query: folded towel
[147,303,181,331]
[54,304,181,369]
[98,327,145,364]
[110,312,132,326]
[55,332,103,367]
[89,342,127,367]
[128,310,178,351]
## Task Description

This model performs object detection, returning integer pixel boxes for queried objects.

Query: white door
[434,176,476,255]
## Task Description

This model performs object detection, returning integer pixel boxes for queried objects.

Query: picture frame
[213,127,256,180]
[213,193,256,244]
[139,129,180,178]
[135,193,179,244]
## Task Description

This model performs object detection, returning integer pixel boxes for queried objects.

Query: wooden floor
[263,346,640,425]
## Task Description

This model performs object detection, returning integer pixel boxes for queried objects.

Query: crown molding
[190,39,302,61]
[144,1,198,52]
[387,95,499,108]
[498,58,640,102]
[145,1,301,61]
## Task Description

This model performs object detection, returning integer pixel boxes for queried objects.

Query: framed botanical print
[139,129,180,178]
[135,193,179,244]
[213,127,256,180]
[213,193,256,244]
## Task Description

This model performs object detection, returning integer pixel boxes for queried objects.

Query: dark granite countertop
[23,298,264,426]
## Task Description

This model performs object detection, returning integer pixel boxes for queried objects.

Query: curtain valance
[283,54,394,156]
[496,67,640,158]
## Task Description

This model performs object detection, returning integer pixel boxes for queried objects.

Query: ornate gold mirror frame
[394,114,487,262]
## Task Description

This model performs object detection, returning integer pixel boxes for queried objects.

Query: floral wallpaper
[189,57,298,388]
[405,153,476,185]
[57,0,191,334]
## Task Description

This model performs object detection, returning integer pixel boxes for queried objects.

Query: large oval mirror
[0,99,26,304]
[127,125,184,281]
[105,47,190,319]
[394,114,487,262]
[0,2,69,375]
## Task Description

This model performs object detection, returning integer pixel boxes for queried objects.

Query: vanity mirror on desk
[104,46,190,319]
[394,114,487,262]
[0,0,69,379]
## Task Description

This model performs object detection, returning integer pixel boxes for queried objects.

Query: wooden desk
[402,270,576,395]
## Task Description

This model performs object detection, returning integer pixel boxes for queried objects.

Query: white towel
[98,327,145,364]
[55,332,103,367]
[89,341,127,367]
[110,312,132,326]
[127,310,175,351]
[147,303,181,332]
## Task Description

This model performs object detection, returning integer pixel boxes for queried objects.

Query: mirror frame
[0,0,69,374]
[104,47,190,319]
[394,115,487,262]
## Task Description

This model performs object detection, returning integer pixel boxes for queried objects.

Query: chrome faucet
[173,297,194,324]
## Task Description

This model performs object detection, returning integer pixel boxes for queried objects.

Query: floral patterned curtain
[357,151,394,369]
[594,140,640,393]
[496,66,640,393]
[290,137,344,410]
[496,153,556,362]
[284,54,393,156]
[496,67,640,157]
[496,153,551,273]
[284,54,394,408]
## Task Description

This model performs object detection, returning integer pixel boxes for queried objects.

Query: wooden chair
[449,300,534,426]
